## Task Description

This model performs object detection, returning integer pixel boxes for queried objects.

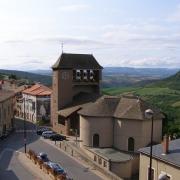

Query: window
[89,70,94,80]
[83,70,88,80]
[128,137,135,151]
[93,134,99,147]
[62,72,69,80]
[94,156,97,162]
[103,161,107,168]
[76,70,81,80]
[58,116,65,125]
[98,157,102,165]
[148,167,155,180]
[32,102,35,111]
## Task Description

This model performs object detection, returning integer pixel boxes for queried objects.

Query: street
[0,119,102,180]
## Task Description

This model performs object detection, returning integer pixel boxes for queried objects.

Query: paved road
[0,149,36,180]
[0,119,102,180]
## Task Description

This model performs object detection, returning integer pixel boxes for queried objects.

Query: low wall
[57,141,123,180]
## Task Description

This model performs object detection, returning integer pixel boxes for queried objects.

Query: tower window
[90,70,94,81]
[76,70,81,80]
[83,70,88,80]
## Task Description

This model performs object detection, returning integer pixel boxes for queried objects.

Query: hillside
[103,71,180,137]
[29,67,179,88]
[0,69,52,86]
[147,71,180,90]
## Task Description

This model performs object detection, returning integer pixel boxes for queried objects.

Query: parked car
[45,162,66,175]
[50,134,66,141]
[36,127,51,135]
[42,131,56,139]
[37,152,49,162]
[0,132,9,140]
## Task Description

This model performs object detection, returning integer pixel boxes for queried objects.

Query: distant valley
[0,67,179,88]
[29,67,179,88]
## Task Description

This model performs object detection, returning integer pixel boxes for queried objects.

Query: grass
[172,101,180,107]
[102,87,138,95]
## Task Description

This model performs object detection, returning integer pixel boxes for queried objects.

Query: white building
[16,84,52,123]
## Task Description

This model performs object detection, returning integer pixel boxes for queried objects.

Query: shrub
[42,163,51,174]
[27,149,36,159]
[31,152,38,164]
[56,174,66,180]
[37,158,43,169]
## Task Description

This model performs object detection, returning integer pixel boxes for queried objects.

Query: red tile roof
[22,84,52,96]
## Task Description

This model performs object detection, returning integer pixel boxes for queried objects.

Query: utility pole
[145,109,154,180]
[23,98,27,153]
[16,95,27,153]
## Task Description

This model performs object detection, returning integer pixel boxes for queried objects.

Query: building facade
[51,53,103,135]
[16,84,52,123]
[79,95,163,151]
[0,89,14,136]
[139,137,180,180]
[78,95,164,179]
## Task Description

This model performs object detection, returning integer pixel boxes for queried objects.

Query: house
[78,95,164,179]
[51,53,103,135]
[0,88,14,136]
[139,136,180,180]
[0,79,27,109]
[16,84,52,123]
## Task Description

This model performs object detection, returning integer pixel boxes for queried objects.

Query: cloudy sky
[0,0,180,70]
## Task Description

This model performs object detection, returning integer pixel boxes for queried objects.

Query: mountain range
[0,67,179,88]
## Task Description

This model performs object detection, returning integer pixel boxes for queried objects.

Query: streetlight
[145,109,154,180]
[16,96,27,153]
[23,98,27,153]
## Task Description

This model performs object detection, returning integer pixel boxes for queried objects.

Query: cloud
[167,4,180,22]
[3,36,105,46]
[108,56,180,68]
[58,4,90,12]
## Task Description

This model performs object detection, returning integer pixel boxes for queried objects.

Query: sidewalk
[18,152,51,180]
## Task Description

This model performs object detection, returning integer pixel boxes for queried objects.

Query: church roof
[57,92,100,118]
[52,53,103,70]
[78,95,164,120]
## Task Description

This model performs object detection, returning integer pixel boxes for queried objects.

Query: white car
[42,131,56,139]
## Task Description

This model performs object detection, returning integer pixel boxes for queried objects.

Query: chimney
[162,135,169,155]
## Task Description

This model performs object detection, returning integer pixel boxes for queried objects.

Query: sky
[0,0,180,70]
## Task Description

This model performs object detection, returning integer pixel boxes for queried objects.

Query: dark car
[36,127,51,135]
[37,152,49,162]
[50,134,66,141]
[45,162,66,175]
[0,132,9,140]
